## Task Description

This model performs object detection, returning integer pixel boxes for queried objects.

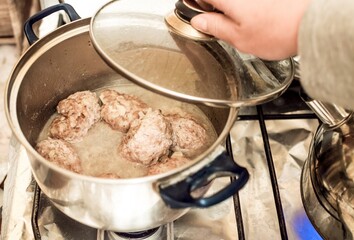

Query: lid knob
[193,0,215,12]
[175,0,210,21]
[165,0,215,40]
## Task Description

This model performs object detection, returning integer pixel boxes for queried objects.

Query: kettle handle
[159,151,249,209]
[24,3,81,45]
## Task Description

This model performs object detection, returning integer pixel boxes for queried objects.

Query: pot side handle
[159,151,249,209]
[24,3,81,45]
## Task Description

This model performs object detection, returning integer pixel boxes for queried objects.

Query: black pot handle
[24,3,80,45]
[159,151,249,208]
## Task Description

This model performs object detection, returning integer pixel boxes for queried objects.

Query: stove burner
[107,227,163,240]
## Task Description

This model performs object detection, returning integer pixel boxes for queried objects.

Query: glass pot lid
[90,0,294,108]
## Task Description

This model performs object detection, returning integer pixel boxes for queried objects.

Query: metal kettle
[301,91,354,239]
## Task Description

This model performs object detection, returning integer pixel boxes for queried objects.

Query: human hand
[190,0,312,60]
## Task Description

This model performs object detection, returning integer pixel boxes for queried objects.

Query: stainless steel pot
[300,91,354,237]
[5,4,248,232]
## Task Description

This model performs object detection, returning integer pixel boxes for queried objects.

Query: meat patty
[147,152,191,175]
[165,113,208,157]
[119,109,172,165]
[36,138,82,173]
[99,89,149,132]
[49,91,101,143]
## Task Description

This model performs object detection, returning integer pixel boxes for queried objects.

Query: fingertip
[190,15,209,33]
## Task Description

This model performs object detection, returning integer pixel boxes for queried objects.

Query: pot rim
[4,17,239,185]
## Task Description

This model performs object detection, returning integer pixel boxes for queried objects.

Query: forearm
[299,0,354,110]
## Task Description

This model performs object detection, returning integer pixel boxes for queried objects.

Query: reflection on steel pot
[300,90,354,237]
[5,3,250,232]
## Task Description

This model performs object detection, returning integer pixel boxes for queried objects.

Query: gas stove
[1,1,348,239]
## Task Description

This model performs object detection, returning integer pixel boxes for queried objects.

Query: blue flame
[293,212,323,240]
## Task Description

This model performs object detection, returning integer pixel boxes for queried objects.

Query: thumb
[190,13,238,43]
